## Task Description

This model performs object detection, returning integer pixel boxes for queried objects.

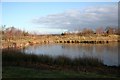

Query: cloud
[32,4,118,31]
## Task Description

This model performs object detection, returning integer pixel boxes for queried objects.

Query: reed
[3,49,104,68]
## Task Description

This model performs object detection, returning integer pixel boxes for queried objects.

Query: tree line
[1,25,29,41]
[62,27,120,35]
[1,25,120,41]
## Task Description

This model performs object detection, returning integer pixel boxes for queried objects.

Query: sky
[1,0,120,2]
[2,2,118,34]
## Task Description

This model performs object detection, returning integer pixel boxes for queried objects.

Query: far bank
[2,34,119,49]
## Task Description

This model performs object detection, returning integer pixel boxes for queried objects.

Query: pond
[23,43,119,66]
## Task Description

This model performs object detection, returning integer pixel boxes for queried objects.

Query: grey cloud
[32,5,118,30]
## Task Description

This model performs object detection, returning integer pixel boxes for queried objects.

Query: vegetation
[3,66,119,78]
[1,25,120,49]
[62,27,120,35]
[2,49,119,78]
[1,25,120,41]
[1,25,120,78]
[3,49,103,67]
[1,25,29,41]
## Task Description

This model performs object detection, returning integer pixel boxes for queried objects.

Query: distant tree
[105,27,115,34]
[117,28,120,35]
[0,25,6,36]
[113,27,120,35]
[5,26,15,41]
[61,33,65,36]
[82,28,94,35]
[22,31,29,36]
[96,27,104,34]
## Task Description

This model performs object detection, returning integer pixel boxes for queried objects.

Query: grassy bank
[2,49,120,78]
[2,34,119,49]
[3,66,118,78]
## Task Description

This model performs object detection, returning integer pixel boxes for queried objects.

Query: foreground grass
[3,66,118,78]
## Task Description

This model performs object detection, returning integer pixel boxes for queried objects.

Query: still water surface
[23,43,119,66]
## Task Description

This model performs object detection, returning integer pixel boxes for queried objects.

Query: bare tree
[96,27,104,34]
[82,28,94,35]
[105,27,115,34]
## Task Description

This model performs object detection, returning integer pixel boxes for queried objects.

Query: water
[23,43,119,66]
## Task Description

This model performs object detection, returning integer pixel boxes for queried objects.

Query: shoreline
[1,34,119,49]
[2,49,120,78]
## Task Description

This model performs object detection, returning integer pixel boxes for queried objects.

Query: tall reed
[2,49,104,68]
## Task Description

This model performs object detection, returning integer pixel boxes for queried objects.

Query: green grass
[2,66,118,78]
